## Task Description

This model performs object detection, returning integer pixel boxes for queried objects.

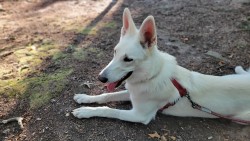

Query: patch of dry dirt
[1,0,250,141]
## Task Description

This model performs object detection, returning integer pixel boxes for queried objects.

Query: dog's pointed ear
[121,8,136,36]
[139,16,157,49]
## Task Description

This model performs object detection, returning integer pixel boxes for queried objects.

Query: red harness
[159,79,250,124]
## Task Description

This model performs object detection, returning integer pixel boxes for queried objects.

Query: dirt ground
[1,0,250,140]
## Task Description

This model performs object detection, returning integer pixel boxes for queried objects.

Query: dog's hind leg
[232,112,250,125]
[74,90,130,104]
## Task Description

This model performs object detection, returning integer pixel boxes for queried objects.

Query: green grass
[104,21,117,28]
[0,38,75,109]
[0,69,73,109]
[240,21,250,31]
[26,69,73,109]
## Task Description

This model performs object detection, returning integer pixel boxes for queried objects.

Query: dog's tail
[235,66,250,74]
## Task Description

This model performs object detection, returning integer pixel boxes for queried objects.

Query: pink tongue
[106,82,118,92]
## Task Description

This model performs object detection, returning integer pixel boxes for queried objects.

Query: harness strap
[160,79,250,124]
[186,94,250,124]
[158,79,186,112]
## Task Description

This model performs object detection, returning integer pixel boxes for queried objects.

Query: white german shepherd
[72,8,250,125]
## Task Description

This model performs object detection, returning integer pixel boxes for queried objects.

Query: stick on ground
[1,117,24,129]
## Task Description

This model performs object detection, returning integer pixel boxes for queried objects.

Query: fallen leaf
[170,136,176,140]
[161,135,167,141]
[218,61,225,66]
[148,131,161,139]
[164,133,168,136]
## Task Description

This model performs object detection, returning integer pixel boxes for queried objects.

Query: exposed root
[1,117,24,129]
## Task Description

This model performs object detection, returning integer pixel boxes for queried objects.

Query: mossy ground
[0,38,74,109]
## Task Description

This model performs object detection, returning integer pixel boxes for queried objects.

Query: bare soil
[1,0,250,141]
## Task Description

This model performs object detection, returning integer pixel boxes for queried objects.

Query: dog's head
[98,8,158,91]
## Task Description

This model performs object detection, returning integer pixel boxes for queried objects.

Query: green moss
[24,69,72,108]
[27,69,72,108]
[79,27,98,35]
[52,52,68,60]
[240,21,250,30]
[104,21,117,28]
[0,68,73,109]
[73,48,86,61]
[0,79,27,97]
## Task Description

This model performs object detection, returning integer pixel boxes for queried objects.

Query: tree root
[1,117,24,129]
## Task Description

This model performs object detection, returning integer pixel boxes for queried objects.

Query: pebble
[36,118,42,121]
[205,50,229,62]
[50,99,56,103]
[208,136,213,140]
[66,113,70,117]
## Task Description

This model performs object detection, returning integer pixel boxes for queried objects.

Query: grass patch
[79,27,98,35]
[0,69,73,109]
[72,46,104,61]
[12,41,63,76]
[104,21,117,28]
[26,69,73,109]
[240,21,250,31]
[73,48,86,61]
[52,52,68,60]
[1,38,73,108]
[0,79,27,98]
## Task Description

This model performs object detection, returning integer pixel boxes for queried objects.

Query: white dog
[72,8,250,125]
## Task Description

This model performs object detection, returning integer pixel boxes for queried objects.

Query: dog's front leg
[72,107,151,124]
[74,90,130,104]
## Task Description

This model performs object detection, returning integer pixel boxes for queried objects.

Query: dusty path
[0,0,250,140]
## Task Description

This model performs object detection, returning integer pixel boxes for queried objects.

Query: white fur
[72,8,250,125]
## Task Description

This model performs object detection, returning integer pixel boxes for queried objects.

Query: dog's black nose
[98,75,108,83]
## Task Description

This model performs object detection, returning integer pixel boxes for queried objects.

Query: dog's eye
[124,56,133,62]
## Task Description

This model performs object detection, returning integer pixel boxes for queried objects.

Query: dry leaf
[148,131,161,139]
[161,135,167,141]
[170,136,176,140]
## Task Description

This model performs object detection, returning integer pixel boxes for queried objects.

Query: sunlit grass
[0,38,73,109]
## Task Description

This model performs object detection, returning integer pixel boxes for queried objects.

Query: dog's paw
[235,66,245,74]
[72,107,93,118]
[72,106,108,118]
[74,94,93,104]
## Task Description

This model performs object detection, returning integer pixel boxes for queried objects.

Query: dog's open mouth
[106,71,133,92]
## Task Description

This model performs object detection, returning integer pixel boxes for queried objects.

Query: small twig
[1,117,24,129]
[82,81,93,89]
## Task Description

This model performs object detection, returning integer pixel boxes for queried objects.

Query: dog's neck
[127,48,177,84]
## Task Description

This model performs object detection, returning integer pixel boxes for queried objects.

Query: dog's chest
[126,83,147,95]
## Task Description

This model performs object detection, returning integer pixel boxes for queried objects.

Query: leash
[160,79,250,124]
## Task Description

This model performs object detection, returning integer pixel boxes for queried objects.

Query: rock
[31,45,37,51]
[208,136,213,140]
[50,99,56,103]
[65,113,70,117]
[205,50,229,62]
